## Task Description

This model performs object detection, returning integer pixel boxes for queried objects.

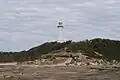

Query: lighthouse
[57,22,64,43]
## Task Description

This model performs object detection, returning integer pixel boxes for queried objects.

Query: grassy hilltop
[0,38,120,62]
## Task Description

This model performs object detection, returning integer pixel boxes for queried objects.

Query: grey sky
[0,0,120,51]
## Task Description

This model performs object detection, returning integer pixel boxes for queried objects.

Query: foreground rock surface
[0,64,120,80]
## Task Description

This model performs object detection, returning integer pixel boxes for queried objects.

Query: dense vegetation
[0,38,120,62]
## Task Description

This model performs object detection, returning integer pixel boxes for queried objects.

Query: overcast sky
[0,0,120,51]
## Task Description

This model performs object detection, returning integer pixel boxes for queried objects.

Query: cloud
[0,0,120,51]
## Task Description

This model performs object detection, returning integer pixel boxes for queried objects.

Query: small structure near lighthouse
[57,22,64,43]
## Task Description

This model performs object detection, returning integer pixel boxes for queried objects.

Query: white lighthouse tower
[57,22,64,43]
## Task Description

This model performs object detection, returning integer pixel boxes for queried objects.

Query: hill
[28,38,120,61]
[0,38,120,62]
